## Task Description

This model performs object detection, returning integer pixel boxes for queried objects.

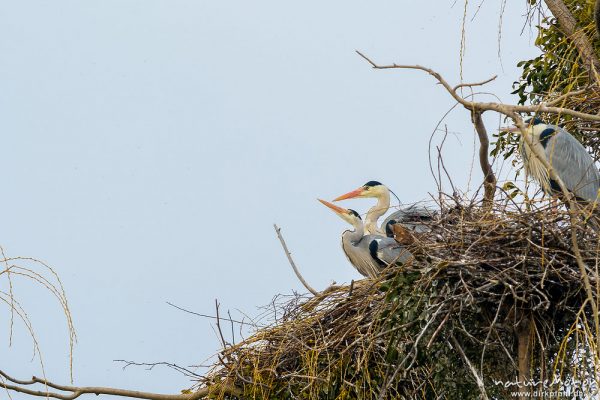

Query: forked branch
[355,50,600,121]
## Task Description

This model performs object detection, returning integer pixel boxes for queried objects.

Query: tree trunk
[516,316,533,400]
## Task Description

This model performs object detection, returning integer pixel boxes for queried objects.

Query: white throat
[364,190,390,234]
[520,125,551,192]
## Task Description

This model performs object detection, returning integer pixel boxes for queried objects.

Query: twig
[453,75,497,92]
[426,310,452,349]
[546,88,588,106]
[273,224,318,295]
[214,300,228,349]
[437,127,458,196]
[228,310,236,345]
[165,301,250,326]
[378,304,445,400]
[450,334,490,400]
[114,361,200,379]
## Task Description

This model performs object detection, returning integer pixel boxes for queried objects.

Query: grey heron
[507,118,600,203]
[332,181,434,235]
[318,199,413,278]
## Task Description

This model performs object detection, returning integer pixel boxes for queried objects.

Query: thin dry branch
[165,301,250,326]
[0,370,242,400]
[546,88,588,106]
[273,224,318,296]
[453,75,498,92]
[471,111,496,210]
[115,360,201,379]
[450,334,489,400]
[355,50,600,121]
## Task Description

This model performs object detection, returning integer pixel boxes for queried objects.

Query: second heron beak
[318,198,350,215]
[333,187,366,201]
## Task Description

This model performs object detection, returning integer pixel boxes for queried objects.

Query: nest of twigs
[199,195,600,399]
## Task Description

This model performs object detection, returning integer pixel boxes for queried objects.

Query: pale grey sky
[1,1,538,398]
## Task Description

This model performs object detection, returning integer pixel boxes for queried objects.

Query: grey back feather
[341,233,412,278]
[341,233,381,278]
[546,128,600,202]
[367,235,413,265]
[382,203,435,233]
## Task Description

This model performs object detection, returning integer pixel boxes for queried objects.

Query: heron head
[524,117,544,126]
[318,199,362,225]
[502,117,547,136]
[333,181,387,201]
[523,118,553,139]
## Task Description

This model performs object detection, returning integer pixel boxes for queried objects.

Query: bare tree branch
[450,334,489,400]
[471,111,496,210]
[453,75,497,92]
[273,224,318,296]
[546,88,588,106]
[355,50,600,121]
[0,370,242,400]
[165,301,250,326]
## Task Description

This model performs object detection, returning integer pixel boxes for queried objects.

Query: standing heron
[318,199,412,278]
[507,118,600,203]
[332,181,434,235]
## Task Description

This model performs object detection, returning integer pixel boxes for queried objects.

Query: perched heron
[318,199,412,278]
[332,181,435,235]
[507,118,600,202]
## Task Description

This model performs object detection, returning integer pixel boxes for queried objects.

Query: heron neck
[343,218,365,244]
[520,134,551,191]
[365,191,390,234]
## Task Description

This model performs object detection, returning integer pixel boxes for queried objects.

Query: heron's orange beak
[318,199,349,215]
[332,187,365,201]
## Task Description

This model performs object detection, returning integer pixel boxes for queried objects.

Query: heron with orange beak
[318,199,412,278]
[333,181,434,236]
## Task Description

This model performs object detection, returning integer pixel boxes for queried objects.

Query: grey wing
[382,203,435,234]
[344,238,382,278]
[365,235,413,265]
[546,130,600,202]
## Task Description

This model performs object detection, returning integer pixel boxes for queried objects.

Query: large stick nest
[198,196,599,399]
